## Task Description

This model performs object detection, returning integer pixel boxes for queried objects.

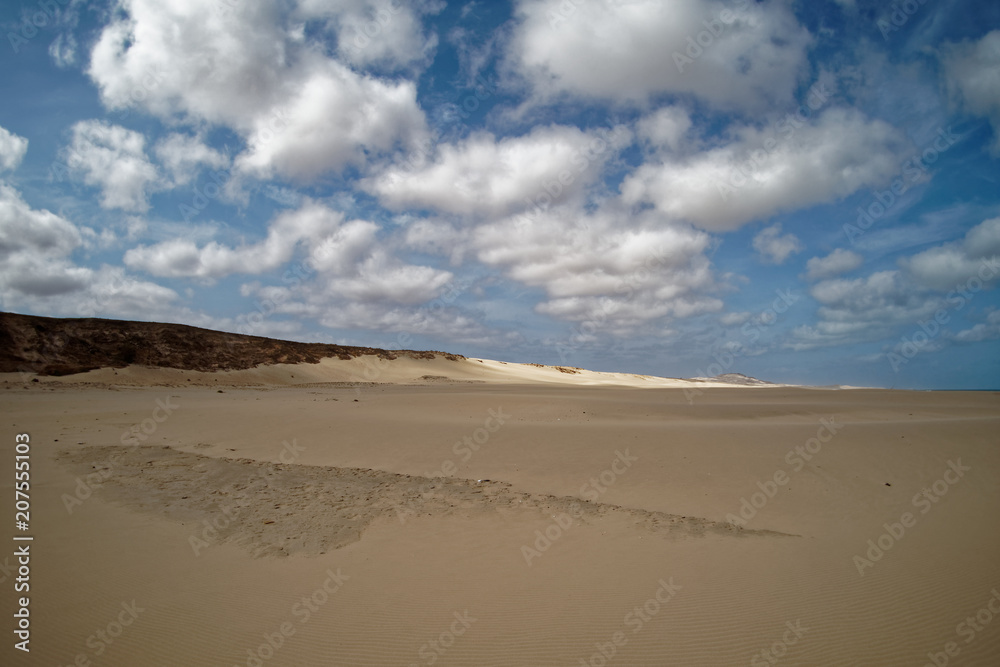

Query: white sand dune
[4,354,775,389]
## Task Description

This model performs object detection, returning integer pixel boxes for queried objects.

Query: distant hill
[693,373,775,386]
[0,312,462,376]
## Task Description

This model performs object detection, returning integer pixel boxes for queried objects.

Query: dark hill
[0,311,462,376]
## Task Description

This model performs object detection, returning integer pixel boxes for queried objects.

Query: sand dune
[0,309,780,389]
[5,354,764,389]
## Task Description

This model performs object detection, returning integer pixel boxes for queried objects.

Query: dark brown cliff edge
[0,311,464,376]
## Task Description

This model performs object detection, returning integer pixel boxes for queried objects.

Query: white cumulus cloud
[901,216,1000,290]
[0,182,85,297]
[124,200,345,280]
[953,309,1000,343]
[789,270,943,350]
[621,108,912,232]
[472,203,722,333]
[509,0,812,109]
[0,181,183,320]
[234,59,428,181]
[124,199,455,308]
[942,30,1000,155]
[0,126,28,172]
[154,133,228,187]
[753,223,802,264]
[366,124,629,218]
[637,106,692,153]
[88,0,429,182]
[297,0,442,72]
[804,248,863,281]
[64,120,160,212]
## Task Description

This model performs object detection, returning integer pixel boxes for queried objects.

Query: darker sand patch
[56,445,793,558]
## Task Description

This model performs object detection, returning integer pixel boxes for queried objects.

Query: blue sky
[1,0,999,389]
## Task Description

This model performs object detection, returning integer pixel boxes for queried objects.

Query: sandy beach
[3,0,999,663]
[2,358,998,666]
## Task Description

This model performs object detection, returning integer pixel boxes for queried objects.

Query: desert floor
[2,369,999,666]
